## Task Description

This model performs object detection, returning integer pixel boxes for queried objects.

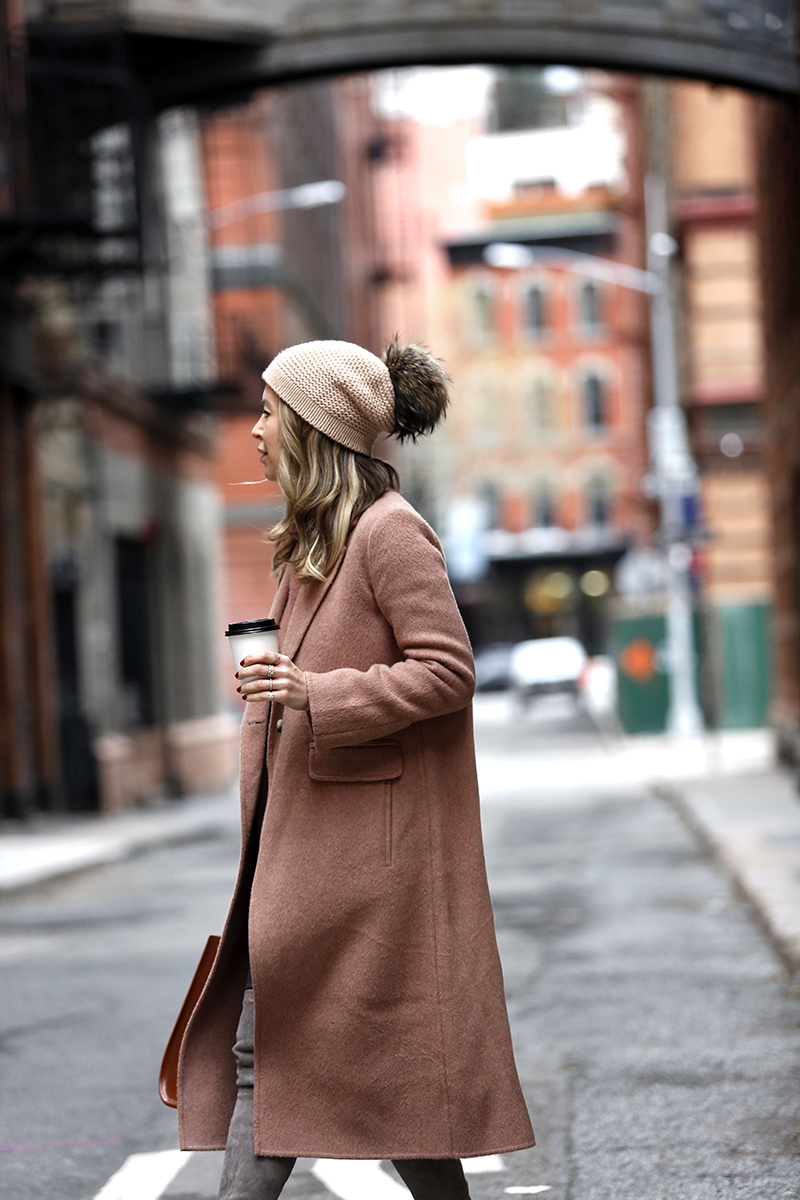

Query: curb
[0,792,240,896]
[657,777,800,977]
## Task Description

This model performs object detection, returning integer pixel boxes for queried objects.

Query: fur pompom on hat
[383,338,450,443]
[263,339,449,456]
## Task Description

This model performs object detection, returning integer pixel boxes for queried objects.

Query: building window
[577,280,603,333]
[480,483,500,529]
[115,536,155,728]
[526,376,555,435]
[471,372,503,442]
[470,283,495,343]
[583,373,606,431]
[586,477,611,527]
[524,284,547,338]
[92,319,120,359]
[532,483,557,528]
[476,383,495,428]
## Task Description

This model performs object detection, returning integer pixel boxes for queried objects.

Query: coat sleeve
[304,504,476,750]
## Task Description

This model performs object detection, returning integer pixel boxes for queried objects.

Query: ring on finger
[268,663,274,679]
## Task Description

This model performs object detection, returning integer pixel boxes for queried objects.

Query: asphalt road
[1,700,799,1200]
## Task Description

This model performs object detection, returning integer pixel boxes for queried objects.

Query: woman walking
[176,339,535,1199]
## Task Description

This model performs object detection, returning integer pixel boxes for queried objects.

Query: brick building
[369,72,651,651]
[752,94,800,760]
[435,181,650,649]
[26,109,237,812]
[0,7,238,814]
[670,80,772,727]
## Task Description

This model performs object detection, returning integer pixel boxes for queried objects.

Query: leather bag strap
[159,934,221,1108]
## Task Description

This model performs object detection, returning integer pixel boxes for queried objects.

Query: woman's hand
[236,652,309,711]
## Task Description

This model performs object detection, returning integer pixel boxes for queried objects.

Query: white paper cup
[225,619,280,668]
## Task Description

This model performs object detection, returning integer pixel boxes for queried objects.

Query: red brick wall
[753,94,800,754]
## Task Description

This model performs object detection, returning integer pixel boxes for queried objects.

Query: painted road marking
[505,1188,552,1195]
[312,1159,409,1199]
[92,1150,514,1199]
[463,1153,506,1173]
[92,1149,193,1200]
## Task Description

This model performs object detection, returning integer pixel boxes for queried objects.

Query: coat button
[276,718,283,731]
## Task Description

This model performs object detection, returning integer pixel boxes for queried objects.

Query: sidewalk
[666,769,800,976]
[475,723,775,799]
[0,788,240,894]
[473,695,800,974]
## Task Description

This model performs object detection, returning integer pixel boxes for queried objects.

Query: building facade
[670,80,772,728]
[434,182,651,649]
[369,72,652,652]
[0,9,238,813]
[28,108,235,813]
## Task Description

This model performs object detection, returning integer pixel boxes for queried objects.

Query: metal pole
[645,174,704,737]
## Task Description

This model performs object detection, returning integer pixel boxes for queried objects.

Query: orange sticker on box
[619,638,657,683]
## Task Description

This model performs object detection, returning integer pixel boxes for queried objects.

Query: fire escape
[0,0,263,815]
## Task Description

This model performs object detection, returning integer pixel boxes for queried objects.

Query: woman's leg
[391,1159,471,1199]
[218,990,296,1200]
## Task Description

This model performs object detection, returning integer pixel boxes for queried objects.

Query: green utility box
[713,603,771,729]
[610,612,669,734]
[611,602,772,734]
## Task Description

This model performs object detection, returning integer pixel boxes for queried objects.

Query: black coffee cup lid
[225,618,280,637]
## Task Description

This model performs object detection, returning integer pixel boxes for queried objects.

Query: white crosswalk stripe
[312,1159,409,1198]
[463,1153,506,1174]
[91,1149,193,1200]
[92,1149,528,1199]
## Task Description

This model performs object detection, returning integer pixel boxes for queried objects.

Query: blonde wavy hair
[269,400,400,583]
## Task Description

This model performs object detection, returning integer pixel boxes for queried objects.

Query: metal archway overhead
[248,0,798,93]
[78,0,799,101]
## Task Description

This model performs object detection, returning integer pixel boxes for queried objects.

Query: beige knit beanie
[263,338,452,455]
[262,340,396,456]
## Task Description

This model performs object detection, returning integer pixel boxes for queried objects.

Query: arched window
[524,284,547,338]
[583,373,606,430]
[527,376,555,435]
[578,280,603,332]
[475,377,500,430]
[470,282,495,343]
[586,477,611,527]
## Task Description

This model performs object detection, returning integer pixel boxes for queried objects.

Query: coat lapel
[280,550,347,664]
[270,569,291,626]
[235,569,289,821]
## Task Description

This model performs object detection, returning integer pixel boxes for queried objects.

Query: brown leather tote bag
[159,935,220,1108]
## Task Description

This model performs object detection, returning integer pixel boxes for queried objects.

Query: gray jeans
[218,990,471,1200]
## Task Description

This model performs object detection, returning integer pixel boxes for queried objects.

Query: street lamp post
[644,174,705,737]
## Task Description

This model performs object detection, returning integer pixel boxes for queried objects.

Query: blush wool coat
[177,490,535,1159]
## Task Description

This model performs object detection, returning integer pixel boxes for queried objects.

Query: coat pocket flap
[308,741,403,782]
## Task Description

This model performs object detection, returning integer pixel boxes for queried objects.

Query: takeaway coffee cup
[225,618,280,668]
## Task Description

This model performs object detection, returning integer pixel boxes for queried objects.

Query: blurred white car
[509,636,587,703]
[474,643,515,692]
